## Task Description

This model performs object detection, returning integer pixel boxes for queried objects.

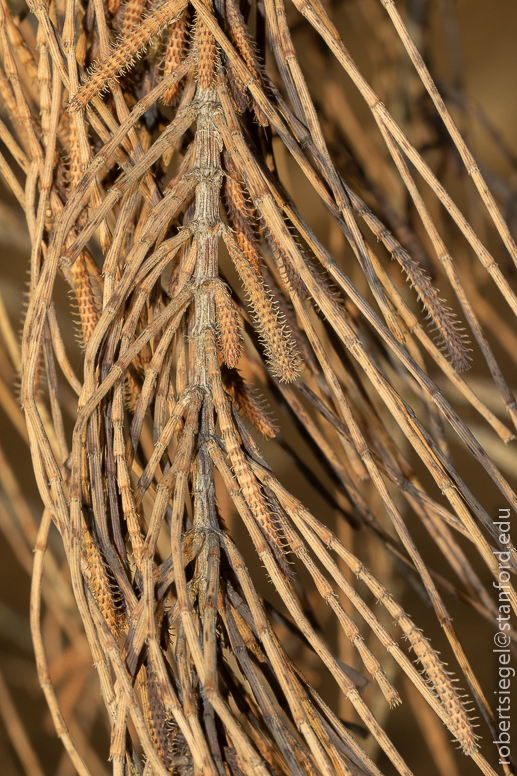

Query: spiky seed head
[214,281,244,368]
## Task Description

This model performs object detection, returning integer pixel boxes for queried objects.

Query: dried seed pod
[225,55,249,114]
[214,281,244,368]
[407,625,478,755]
[67,118,83,192]
[82,526,126,636]
[354,560,478,756]
[263,225,308,300]
[119,0,148,35]
[161,9,189,105]
[241,467,289,571]
[68,0,188,112]
[140,666,174,769]
[194,0,216,89]
[223,151,262,273]
[223,229,301,382]
[70,252,101,347]
[223,367,278,439]
[207,341,291,570]
[224,0,268,125]
[391,246,471,371]
[124,368,143,412]
[260,262,320,374]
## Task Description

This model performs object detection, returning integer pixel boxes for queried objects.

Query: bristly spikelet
[214,281,244,368]
[261,263,320,373]
[391,246,471,372]
[223,422,289,567]
[402,618,478,755]
[68,0,188,112]
[82,527,126,636]
[140,666,174,770]
[263,226,308,300]
[67,119,83,192]
[194,0,216,89]
[119,0,148,34]
[161,9,189,105]
[223,367,279,439]
[223,152,262,273]
[124,368,143,412]
[224,0,268,126]
[70,253,101,347]
[223,229,301,382]
[245,480,291,573]
[225,55,249,114]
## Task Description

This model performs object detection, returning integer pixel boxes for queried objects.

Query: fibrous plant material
[0,0,516,774]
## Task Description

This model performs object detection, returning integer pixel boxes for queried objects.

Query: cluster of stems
[0,0,517,774]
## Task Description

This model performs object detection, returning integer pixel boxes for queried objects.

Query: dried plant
[0,0,516,774]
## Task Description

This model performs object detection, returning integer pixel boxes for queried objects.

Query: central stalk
[191,88,224,390]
